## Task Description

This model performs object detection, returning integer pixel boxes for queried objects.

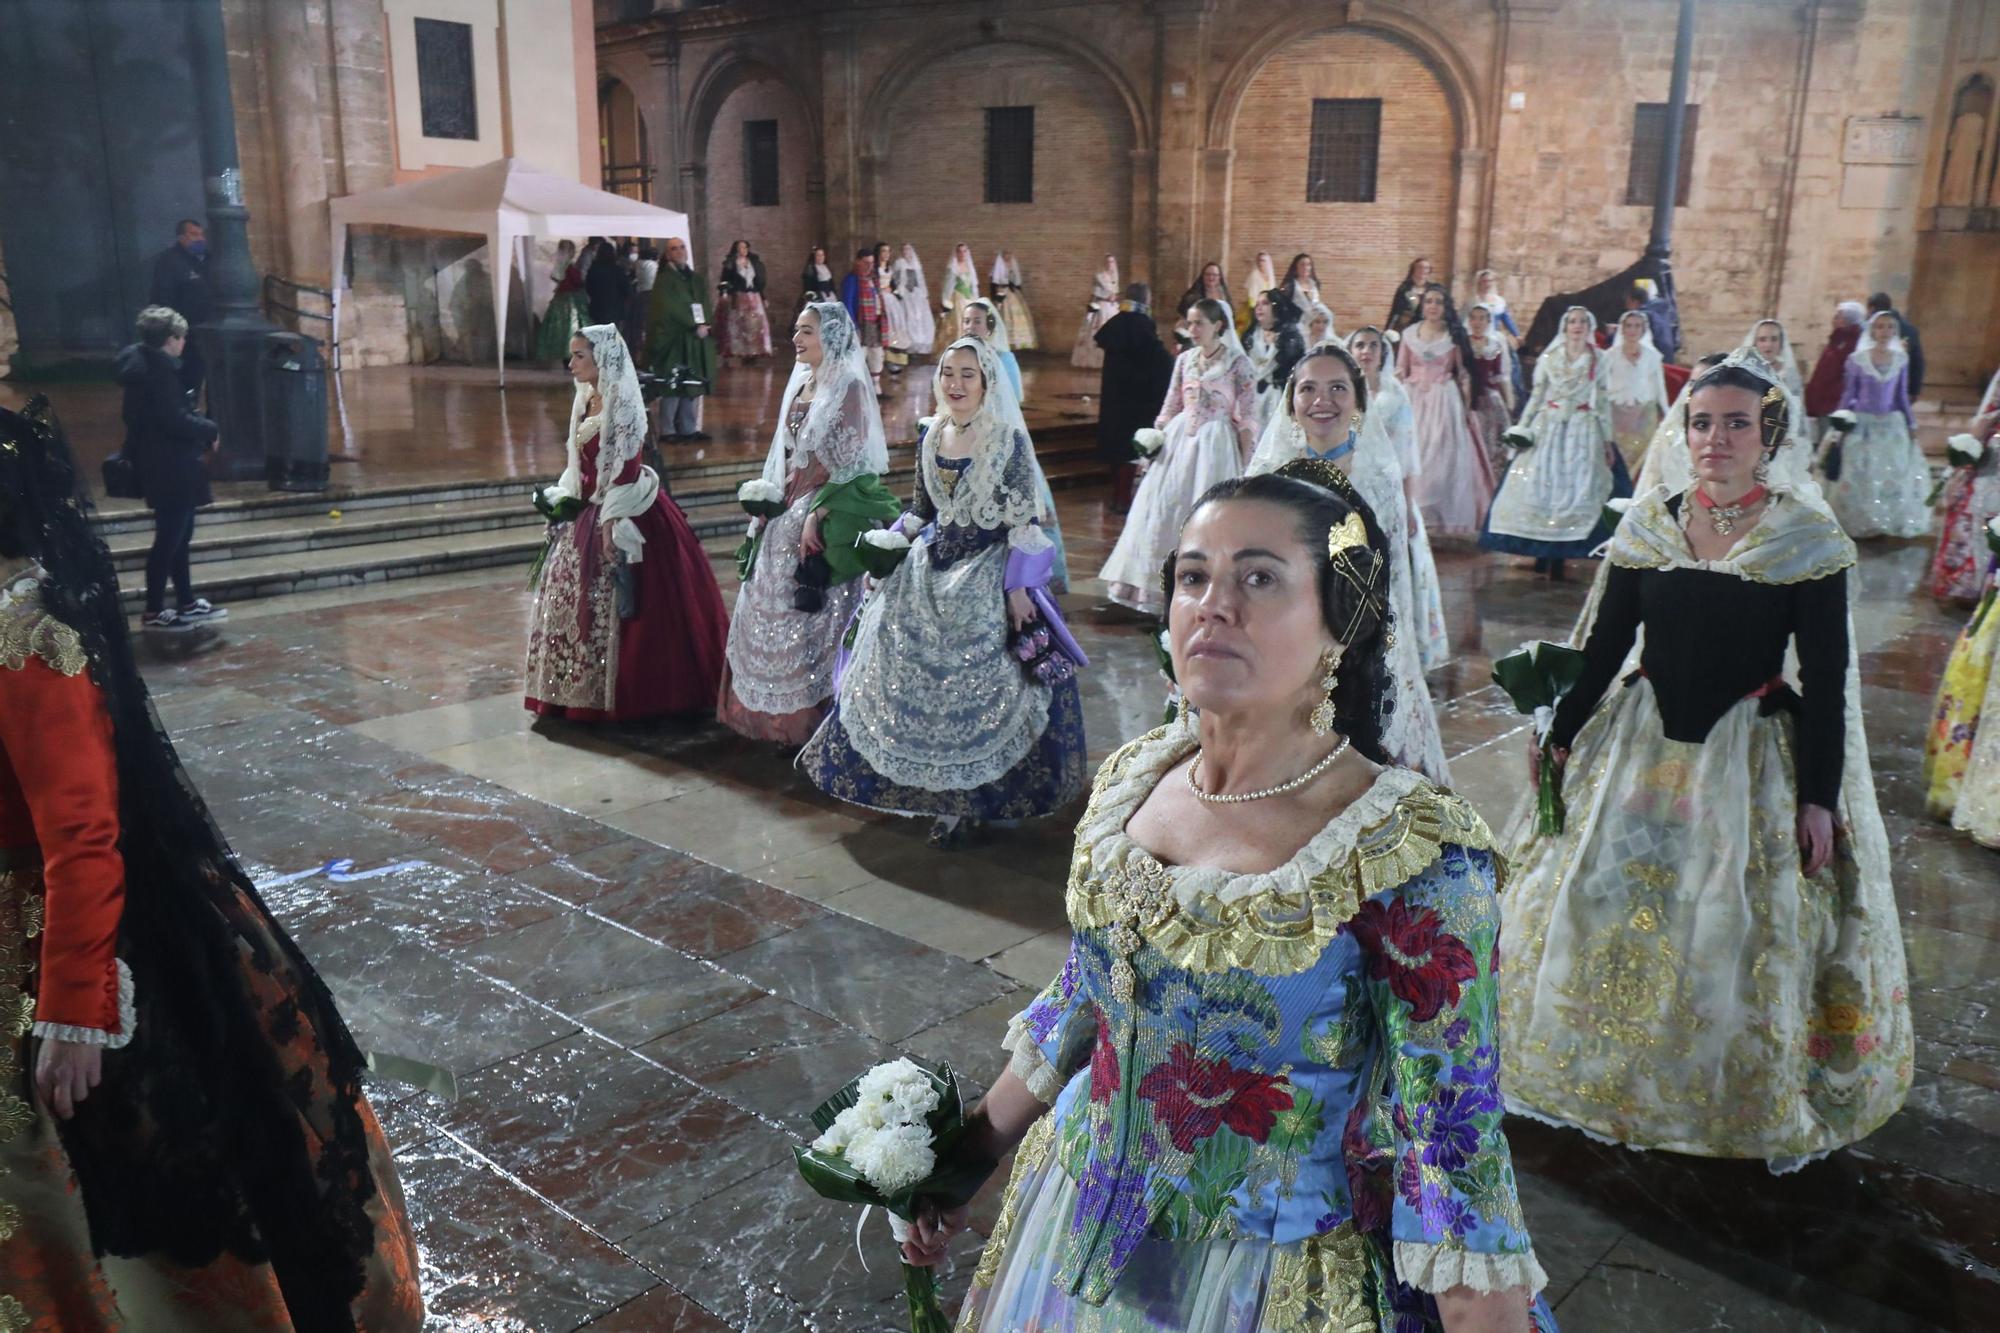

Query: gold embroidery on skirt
[1258,1224,1375,1332]
[0,865,49,1250]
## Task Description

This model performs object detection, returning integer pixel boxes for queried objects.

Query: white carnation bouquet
[855,525,914,579]
[1132,427,1166,458]
[1825,408,1858,434]
[737,477,787,519]
[1501,425,1535,452]
[1948,433,1986,468]
[795,1058,986,1333]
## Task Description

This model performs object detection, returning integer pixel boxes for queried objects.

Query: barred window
[1626,103,1698,207]
[1306,99,1380,203]
[985,106,1035,205]
[413,18,477,141]
[744,119,780,207]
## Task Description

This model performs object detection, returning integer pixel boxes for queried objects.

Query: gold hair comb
[1327,511,1369,560]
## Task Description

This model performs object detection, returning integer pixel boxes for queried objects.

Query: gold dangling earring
[1350,409,1366,439]
[1310,648,1341,737]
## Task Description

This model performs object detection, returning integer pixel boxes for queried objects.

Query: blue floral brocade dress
[957,729,1556,1332]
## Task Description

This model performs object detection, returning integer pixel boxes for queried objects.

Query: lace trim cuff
[32,960,135,1050]
[1394,1240,1548,1297]
[1007,523,1053,555]
[1001,1015,1065,1104]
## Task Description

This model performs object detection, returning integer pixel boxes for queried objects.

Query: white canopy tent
[329,158,689,385]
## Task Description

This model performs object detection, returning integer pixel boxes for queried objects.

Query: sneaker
[142,609,194,632]
[176,598,228,624]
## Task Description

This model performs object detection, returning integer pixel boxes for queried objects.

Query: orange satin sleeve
[0,658,125,1034]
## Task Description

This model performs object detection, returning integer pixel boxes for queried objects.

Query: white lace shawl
[924,337,1046,544]
[991,253,1024,286]
[1603,326,1669,408]
[894,247,928,301]
[1850,332,1909,383]
[760,301,890,488]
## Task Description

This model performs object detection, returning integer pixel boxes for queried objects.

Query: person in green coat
[646,237,718,442]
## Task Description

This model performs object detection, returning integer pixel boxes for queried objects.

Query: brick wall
[1223,28,1457,335]
[702,77,820,325]
[875,40,1135,356]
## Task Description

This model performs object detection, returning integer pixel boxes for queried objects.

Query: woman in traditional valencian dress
[940,244,980,340]
[1248,344,1450,781]
[719,302,892,743]
[0,399,424,1330]
[800,338,1089,847]
[1742,319,1806,423]
[800,246,840,308]
[526,326,729,721]
[1281,252,1323,314]
[1303,299,1337,348]
[1473,269,1529,405]
[959,298,1070,589]
[1176,262,1232,349]
[1466,302,1518,478]
[1099,299,1257,615]
[1826,310,1930,539]
[990,250,1040,351]
[904,465,1557,1332]
[534,239,590,364]
[716,239,772,363]
[1348,325,1449,671]
[1932,367,2000,603]
[891,244,937,358]
[1385,256,1433,334]
[1605,310,1670,473]
[1499,357,1913,1170]
[1481,307,1630,581]
[1245,289,1306,433]
[1925,556,2000,847]
[1237,251,1279,335]
[1071,255,1120,370]
[1399,285,1494,537]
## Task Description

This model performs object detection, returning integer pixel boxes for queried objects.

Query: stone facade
[223,0,597,367]
[599,0,1986,391]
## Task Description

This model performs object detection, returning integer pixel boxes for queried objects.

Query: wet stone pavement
[133,494,1995,1332]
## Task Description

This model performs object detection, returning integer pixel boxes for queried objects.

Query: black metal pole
[185,0,280,481]
[1643,0,1695,356]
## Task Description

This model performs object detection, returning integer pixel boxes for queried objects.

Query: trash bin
[261,331,329,491]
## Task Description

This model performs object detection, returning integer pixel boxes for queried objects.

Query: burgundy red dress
[525,431,729,720]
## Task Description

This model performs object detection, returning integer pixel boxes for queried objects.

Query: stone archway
[685,48,825,316]
[1203,13,1485,328]
[862,32,1143,340]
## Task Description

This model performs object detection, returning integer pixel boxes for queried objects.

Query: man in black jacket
[148,219,211,399]
[119,306,223,631]
[1094,283,1175,514]
[1867,291,1925,400]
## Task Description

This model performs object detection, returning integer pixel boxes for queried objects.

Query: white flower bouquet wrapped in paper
[854,525,914,579]
[794,1058,989,1333]
[1132,427,1166,458]
[737,477,787,519]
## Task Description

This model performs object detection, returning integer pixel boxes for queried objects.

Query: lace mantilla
[1065,725,1499,979]
[0,572,86,676]
[923,420,1041,535]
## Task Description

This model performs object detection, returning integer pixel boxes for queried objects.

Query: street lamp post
[1643,0,1697,355]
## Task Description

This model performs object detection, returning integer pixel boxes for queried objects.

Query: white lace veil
[762,301,890,489]
[1739,320,1807,437]
[569,323,650,501]
[924,336,1044,533]
[1853,315,1910,379]
[990,253,1023,286]
[1188,298,1247,364]
[1602,315,1666,407]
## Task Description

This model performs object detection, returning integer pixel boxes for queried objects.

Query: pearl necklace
[1187,737,1350,804]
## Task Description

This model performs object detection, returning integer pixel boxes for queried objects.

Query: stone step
[119,443,1108,614]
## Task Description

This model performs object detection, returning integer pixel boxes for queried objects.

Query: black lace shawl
[0,399,376,1332]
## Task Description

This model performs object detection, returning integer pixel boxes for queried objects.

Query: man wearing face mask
[147,219,210,399]
[646,236,716,442]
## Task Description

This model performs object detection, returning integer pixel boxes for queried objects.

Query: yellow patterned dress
[955,727,1556,1332]
[1498,491,1912,1167]
[1924,571,2000,846]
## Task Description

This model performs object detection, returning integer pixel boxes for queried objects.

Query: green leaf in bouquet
[1538,642,1588,695]
[792,1144,888,1208]
[805,1070,868,1137]
[1489,648,1553,710]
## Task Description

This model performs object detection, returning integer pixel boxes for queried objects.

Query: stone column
[1127,147,1159,287]
[265,0,332,288]
[1148,0,1213,300]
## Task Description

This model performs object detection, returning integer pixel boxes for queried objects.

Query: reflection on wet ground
[134,485,1991,1330]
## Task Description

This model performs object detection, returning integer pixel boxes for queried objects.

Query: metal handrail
[263,274,338,368]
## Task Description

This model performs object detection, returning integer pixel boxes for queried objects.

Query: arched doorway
[870,38,1137,351]
[599,78,652,202]
[696,71,820,319]
[1218,27,1464,334]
